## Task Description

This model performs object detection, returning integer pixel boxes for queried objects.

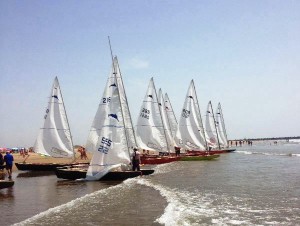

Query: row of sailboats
[16,51,233,180]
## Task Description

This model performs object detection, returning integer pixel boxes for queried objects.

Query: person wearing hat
[131,148,141,171]
[4,151,14,179]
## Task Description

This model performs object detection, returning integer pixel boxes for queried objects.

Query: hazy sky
[1,0,299,147]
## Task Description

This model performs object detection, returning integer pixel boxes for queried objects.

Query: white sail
[33,77,74,158]
[174,80,207,151]
[86,57,136,154]
[86,70,130,180]
[158,89,174,153]
[216,102,229,148]
[135,78,168,153]
[114,57,137,151]
[164,93,178,138]
[205,101,219,149]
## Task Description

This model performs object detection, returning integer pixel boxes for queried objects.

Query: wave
[137,178,296,226]
[235,150,300,157]
[13,182,129,226]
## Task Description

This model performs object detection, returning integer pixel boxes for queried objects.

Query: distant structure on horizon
[230,136,300,142]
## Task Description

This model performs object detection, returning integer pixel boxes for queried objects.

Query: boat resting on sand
[179,154,220,161]
[15,162,89,171]
[140,155,180,165]
[55,164,154,181]
[0,180,14,189]
[187,149,235,155]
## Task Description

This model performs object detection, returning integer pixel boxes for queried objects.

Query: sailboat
[174,80,219,161]
[215,102,236,152]
[55,55,154,180]
[158,89,175,153]
[164,93,178,139]
[135,78,180,164]
[15,77,78,171]
[205,101,221,150]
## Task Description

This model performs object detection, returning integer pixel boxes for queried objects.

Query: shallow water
[1,142,299,226]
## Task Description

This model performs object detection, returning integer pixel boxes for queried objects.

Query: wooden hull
[0,180,14,189]
[140,156,180,165]
[187,149,235,155]
[179,154,220,161]
[55,165,154,181]
[15,162,88,171]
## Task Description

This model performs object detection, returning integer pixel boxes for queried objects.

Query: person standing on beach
[0,152,4,170]
[4,151,14,179]
[131,148,141,171]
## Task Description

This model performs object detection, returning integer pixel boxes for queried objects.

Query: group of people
[0,151,14,179]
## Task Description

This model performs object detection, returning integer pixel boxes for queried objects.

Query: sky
[1,0,299,147]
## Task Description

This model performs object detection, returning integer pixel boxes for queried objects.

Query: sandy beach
[5,151,91,172]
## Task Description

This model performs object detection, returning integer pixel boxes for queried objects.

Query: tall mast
[108,36,131,158]
[209,101,221,150]
[191,80,208,150]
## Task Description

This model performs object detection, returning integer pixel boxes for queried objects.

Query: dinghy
[0,180,14,189]
[15,77,77,171]
[136,79,180,164]
[174,80,219,160]
[215,102,236,152]
[56,44,154,180]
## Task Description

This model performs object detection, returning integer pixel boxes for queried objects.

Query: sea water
[0,142,299,226]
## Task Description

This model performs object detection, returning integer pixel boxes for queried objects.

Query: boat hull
[0,180,14,189]
[140,156,180,165]
[55,165,154,181]
[179,154,220,161]
[15,162,88,171]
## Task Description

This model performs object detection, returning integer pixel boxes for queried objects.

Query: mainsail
[158,89,174,153]
[33,76,74,158]
[164,93,178,138]
[135,78,168,153]
[86,64,130,180]
[114,56,137,151]
[85,57,136,154]
[215,102,229,148]
[205,101,220,149]
[174,80,207,151]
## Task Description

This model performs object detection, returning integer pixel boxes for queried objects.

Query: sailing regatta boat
[205,101,221,150]
[215,102,236,152]
[135,78,180,164]
[174,80,207,151]
[158,89,175,153]
[16,77,77,171]
[135,78,168,154]
[56,54,154,180]
[175,80,219,160]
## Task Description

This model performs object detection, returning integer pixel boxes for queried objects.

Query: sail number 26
[98,137,112,154]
